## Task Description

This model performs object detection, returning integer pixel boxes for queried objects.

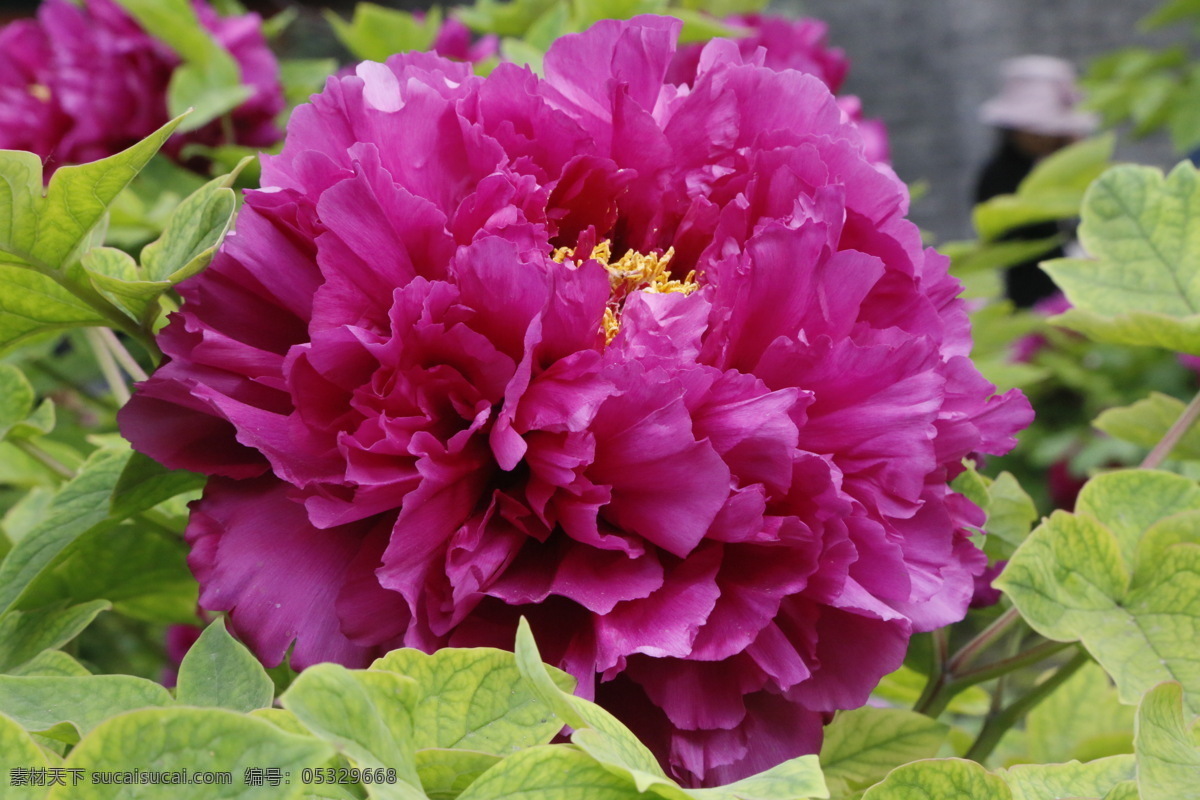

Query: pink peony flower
[666,13,889,165]
[0,0,284,172]
[121,16,1030,786]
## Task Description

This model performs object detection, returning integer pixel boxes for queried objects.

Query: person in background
[975,55,1098,307]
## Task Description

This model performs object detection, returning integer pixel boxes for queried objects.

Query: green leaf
[1135,682,1200,800]
[80,246,169,324]
[671,8,745,44]
[0,710,52,799]
[30,116,184,268]
[983,472,1039,557]
[371,647,569,755]
[456,0,559,37]
[870,664,991,716]
[16,521,196,625]
[688,756,826,800]
[819,708,949,797]
[513,619,683,797]
[281,663,424,798]
[0,673,173,740]
[280,58,339,107]
[0,363,35,441]
[175,619,274,713]
[326,3,442,62]
[9,649,91,678]
[114,0,251,132]
[997,756,1135,800]
[1094,391,1200,460]
[141,162,246,283]
[0,601,110,673]
[455,745,643,800]
[973,134,1114,242]
[47,707,333,800]
[0,265,106,353]
[1043,162,1200,354]
[110,450,205,520]
[1021,662,1135,763]
[0,150,42,260]
[571,0,666,29]
[860,759,1011,800]
[1104,780,1141,800]
[1141,0,1200,30]
[415,749,503,800]
[995,470,1200,714]
[0,448,131,616]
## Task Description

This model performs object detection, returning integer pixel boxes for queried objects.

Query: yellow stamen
[27,84,51,102]
[553,240,697,343]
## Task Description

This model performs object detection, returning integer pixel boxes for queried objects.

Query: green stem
[950,639,1074,689]
[84,327,130,405]
[964,647,1090,763]
[27,358,119,413]
[98,327,149,382]
[946,607,1020,674]
[1142,387,1200,469]
[11,438,74,480]
[914,628,950,715]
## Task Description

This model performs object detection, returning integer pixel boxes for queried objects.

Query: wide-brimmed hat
[980,55,1099,136]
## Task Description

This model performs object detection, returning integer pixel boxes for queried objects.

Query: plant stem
[1142,387,1200,469]
[914,628,950,715]
[946,607,1020,674]
[950,639,1074,689]
[98,328,149,382]
[84,327,130,405]
[964,647,1090,763]
[11,438,75,480]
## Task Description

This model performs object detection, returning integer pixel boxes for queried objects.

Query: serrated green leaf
[514,619,684,798]
[1094,391,1200,460]
[326,3,442,62]
[281,663,424,799]
[1135,682,1200,800]
[31,116,183,268]
[0,448,131,616]
[48,707,333,800]
[996,470,1200,714]
[9,650,91,678]
[110,450,205,520]
[416,749,503,800]
[860,758,1011,800]
[176,619,274,712]
[456,745,643,800]
[371,647,568,755]
[983,472,1039,556]
[974,135,1114,242]
[1022,662,1135,764]
[0,363,35,440]
[0,710,51,798]
[0,601,110,673]
[1042,162,1200,353]
[0,673,173,740]
[998,756,1135,800]
[9,398,55,440]
[946,237,1064,276]
[819,708,949,797]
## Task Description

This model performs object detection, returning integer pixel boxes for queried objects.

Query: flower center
[552,240,697,342]
[27,84,51,102]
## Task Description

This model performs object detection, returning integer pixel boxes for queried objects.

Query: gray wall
[777,0,1180,240]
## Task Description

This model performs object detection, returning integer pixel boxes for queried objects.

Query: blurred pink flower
[122,16,1029,786]
[0,0,283,172]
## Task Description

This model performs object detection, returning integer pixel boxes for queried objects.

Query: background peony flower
[122,16,1031,787]
[0,0,284,172]
[433,15,499,64]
